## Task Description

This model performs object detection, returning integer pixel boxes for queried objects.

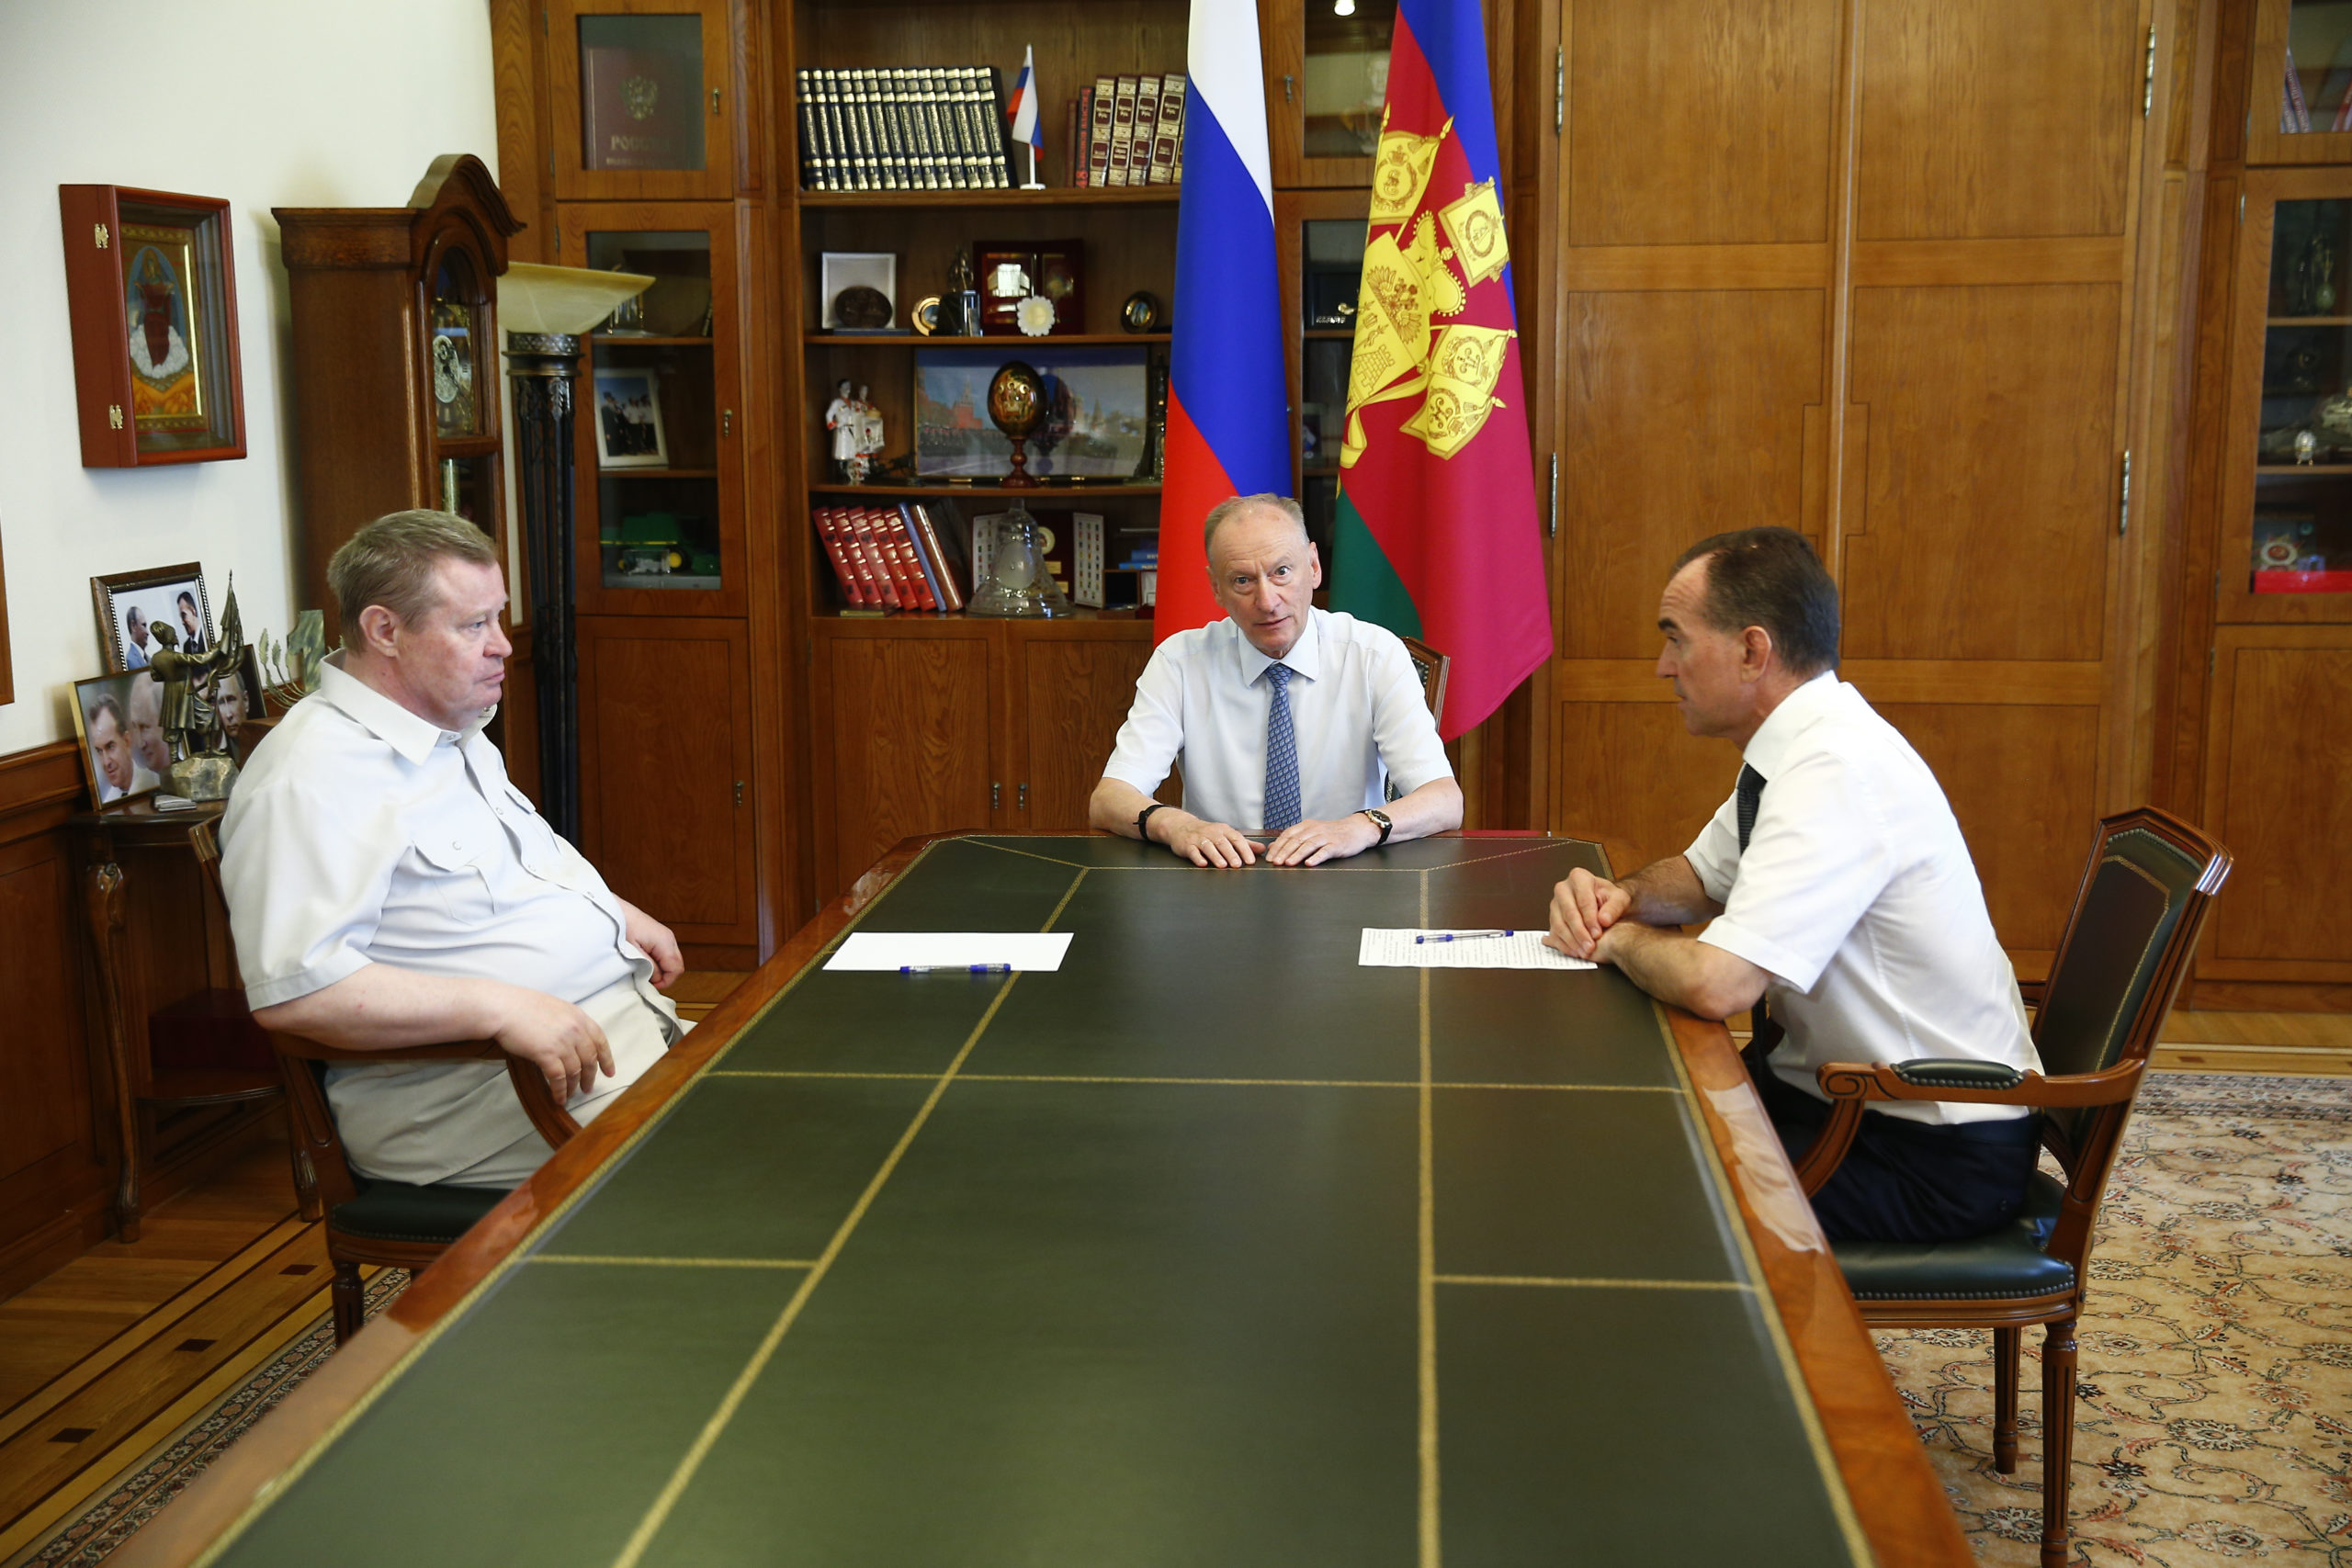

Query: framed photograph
[92,562,212,673]
[59,186,247,468]
[914,346,1150,479]
[71,671,163,811]
[212,643,267,736]
[819,251,898,331]
[593,369,669,468]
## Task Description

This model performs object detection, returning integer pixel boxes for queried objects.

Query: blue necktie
[1262,663,1301,832]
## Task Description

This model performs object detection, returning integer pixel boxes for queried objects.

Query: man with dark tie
[1544,526,2042,1244]
[1089,493,1462,867]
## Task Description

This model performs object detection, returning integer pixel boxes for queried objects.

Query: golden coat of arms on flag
[1340,109,1516,468]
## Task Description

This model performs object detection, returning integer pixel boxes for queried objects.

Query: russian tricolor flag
[1006,47,1044,187]
[1154,0,1288,640]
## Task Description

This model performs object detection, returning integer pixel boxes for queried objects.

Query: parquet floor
[0,990,2341,1560]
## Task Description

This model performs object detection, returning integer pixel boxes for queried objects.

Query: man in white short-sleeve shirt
[1544,527,2042,1244]
[220,511,684,1190]
[1090,494,1462,867]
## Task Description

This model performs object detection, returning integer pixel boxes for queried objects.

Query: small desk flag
[1007,47,1045,188]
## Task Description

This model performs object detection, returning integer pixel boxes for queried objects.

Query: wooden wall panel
[1018,637,1153,830]
[2209,643,2352,966]
[0,842,89,1187]
[1551,702,1730,881]
[1855,0,2140,241]
[1871,702,2102,958]
[1566,0,1840,246]
[825,637,993,886]
[577,617,754,941]
[1844,284,2120,661]
[1561,290,1826,658]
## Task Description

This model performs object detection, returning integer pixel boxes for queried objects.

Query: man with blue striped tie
[1544,527,2041,1244]
[1091,494,1462,867]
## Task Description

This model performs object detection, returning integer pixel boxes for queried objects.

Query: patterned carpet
[1877,1072,2352,1566]
[11,1270,410,1568]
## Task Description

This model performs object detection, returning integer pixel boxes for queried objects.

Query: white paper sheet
[824,931,1075,973]
[1357,929,1596,971]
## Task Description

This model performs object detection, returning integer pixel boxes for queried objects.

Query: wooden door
[2198,625,2352,988]
[1007,624,1157,830]
[547,0,741,201]
[811,621,997,899]
[1547,0,2152,975]
[575,615,758,959]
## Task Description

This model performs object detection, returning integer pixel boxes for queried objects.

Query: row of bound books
[1067,74,1186,187]
[796,66,1015,193]
[813,503,968,612]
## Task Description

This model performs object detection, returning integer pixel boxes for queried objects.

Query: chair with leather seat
[1399,635,1451,728]
[1789,806,2231,1568]
[189,819,579,1345]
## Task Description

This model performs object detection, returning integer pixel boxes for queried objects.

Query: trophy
[987,360,1046,489]
[947,249,980,338]
[966,505,1071,618]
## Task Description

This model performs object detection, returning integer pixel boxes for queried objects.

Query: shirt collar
[317,654,490,764]
[1232,605,1323,686]
[1739,670,1843,782]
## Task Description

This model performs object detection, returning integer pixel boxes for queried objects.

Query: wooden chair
[1791,807,2231,1568]
[188,820,579,1344]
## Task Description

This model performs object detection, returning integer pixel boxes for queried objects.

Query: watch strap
[1362,807,1393,845]
[1136,802,1169,841]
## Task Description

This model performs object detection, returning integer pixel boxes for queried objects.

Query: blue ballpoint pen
[1416,930,1515,943]
[901,963,1014,973]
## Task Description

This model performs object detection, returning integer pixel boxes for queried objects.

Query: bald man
[1089,493,1463,867]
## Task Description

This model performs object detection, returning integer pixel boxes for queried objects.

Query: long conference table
[125,833,1972,1568]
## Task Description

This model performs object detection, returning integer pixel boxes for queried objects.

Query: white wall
[0,0,499,754]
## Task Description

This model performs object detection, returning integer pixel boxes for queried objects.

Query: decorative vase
[988,360,1046,489]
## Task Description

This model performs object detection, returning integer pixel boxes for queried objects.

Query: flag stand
[1022,144,1045,191]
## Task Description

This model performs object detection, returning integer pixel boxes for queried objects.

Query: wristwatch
[1360,807,1394,845]
[1136,802,1170,842]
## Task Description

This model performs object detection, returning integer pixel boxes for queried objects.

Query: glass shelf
[584,228,724,591]
[2253,197,2352,594]
[2252,472,2352,592]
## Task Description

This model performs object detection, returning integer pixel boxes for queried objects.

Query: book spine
[1132,75,1159,188]
[1090,76,1115,187]
[813,509,865,606]
[794,69,820,189]
[1151,74,1183,184]
[1109,75,1138,186]
[983,65,1013,187]
[1067,95,1083,186]
[2286,48,2312,134]
[851,70,885,190]
[871,507,933,609]
[911,504,967,611]
[820,72,853,192]
[895,504,947,611]
[890,69,931,190]
[957,67,992,189]
[868,69,902,190]
[925,68,967,189]
[846,511,903,609]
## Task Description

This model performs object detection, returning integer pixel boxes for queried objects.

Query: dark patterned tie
[1736,763,1767,852]
[1262,663,1301,833]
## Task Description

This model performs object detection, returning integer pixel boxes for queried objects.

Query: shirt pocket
[411,833,498,926]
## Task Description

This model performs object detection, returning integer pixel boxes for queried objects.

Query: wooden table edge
[115,830,1966,1568]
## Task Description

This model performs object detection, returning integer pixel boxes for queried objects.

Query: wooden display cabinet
[2247,0,2352,165]
[1263,0,1396,188]
[546,0,750,201]
[551,201,752,617]
[1275,188,1373,562]
[2220,167,2352,621]
[575,615,760,963]
[275,156,521,641]
[808,616,1163,900]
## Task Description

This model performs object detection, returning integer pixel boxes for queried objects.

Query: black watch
[1136,802,1170,842]
[1361,807,1393,845]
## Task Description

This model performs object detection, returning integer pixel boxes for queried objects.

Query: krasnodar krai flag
[1154,0,1289,640]
[1006,47,1042,160]
[1328,0,1552,739]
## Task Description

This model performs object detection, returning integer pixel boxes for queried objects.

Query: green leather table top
[207,836,1870,1567]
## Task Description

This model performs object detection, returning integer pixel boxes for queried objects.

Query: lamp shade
[499,263,654,336]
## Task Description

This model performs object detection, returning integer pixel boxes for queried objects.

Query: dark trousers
[1742,1042,2041,1245]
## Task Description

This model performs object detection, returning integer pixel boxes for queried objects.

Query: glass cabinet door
[423,242,503,537]
[1299,214,1367,564]
[2227,175,2352,620]
[548,0,737,199]
[2251,0,2352,164]
[1270,0,1399,186]
[560,204,745,615]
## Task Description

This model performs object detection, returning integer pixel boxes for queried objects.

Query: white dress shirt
[220,657,679,1184]
[1102,608,1453,829]
[1688,672,2041,1126]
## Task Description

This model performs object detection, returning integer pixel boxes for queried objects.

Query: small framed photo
[71,671,163,810]
[213,643,267,736]
[92,562,212,673]
[593,369,669,468]
[820,251,898,331]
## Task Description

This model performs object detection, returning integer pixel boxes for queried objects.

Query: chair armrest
[1815,1058,2142,1109]
[2017,978,2047,1008]
[266,1032,581,1150]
